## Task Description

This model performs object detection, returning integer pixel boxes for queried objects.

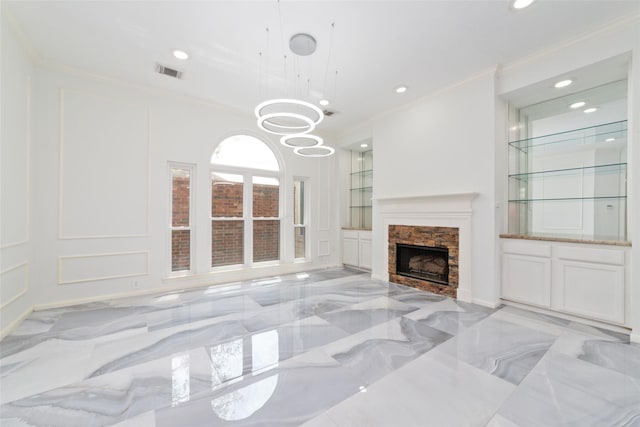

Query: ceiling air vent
[156,64,182,79]
[323,110,336,117]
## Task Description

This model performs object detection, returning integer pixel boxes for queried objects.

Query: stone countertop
[499,234,632,247]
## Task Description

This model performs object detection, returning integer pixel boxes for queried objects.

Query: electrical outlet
[133,280,139,289]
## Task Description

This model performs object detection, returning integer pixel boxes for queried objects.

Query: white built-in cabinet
[342,229,372,270]
[501,238,629,325]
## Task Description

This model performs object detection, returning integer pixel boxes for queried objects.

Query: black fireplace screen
[396,243,449,285]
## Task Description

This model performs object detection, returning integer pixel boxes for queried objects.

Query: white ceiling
[5,0,639,133]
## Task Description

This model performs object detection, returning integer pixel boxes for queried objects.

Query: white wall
[370,71,501,306]
[1,11,34,337]
[24,62,340,311]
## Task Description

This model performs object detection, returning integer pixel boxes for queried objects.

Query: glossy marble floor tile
[1,267,637,426]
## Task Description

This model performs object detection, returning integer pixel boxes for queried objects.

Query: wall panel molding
[58,251,149,285]
[318,240,330,257]
[1,75,31,248]
[58,88,150,240]
[0,262,29,309]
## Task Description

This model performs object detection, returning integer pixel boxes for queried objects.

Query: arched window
[210,135,282,267]
[211,135,279,171]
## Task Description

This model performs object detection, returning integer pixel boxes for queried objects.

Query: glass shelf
[509,196,626,203]
[507,118,628,241]
[509,163,626,180]
[350,150,373,230]
[508,120,627,152]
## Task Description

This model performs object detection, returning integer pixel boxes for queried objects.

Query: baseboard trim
[456,288,473,303]
[472,298,501,309]
[0,306,34,339]
[500,299,631,336]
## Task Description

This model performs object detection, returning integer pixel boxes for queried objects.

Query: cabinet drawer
[502,239,551,257]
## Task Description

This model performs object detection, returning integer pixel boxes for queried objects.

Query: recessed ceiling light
[360,143,369,148]
[395,85,407,94]
[584,107,598,113]
[570,101,586,109]
[319,99,330,106]
[513,0,535,9]
[554,79,573,88]
[173,50,189,60]
[605,138,615,142]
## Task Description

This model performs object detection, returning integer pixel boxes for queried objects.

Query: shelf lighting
[584,107,598,114]
[360,143,369,148]
[395,85,408,94]
[570,101,586,109]
[605,138,615,142]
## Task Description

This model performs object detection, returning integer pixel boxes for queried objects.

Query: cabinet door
[552,260,625,324]
[359,238,372,270]
[342,237,359,266]
[502,254,551,308]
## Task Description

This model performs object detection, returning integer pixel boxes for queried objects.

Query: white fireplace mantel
[374,192,478,213]
[372,192,478,303]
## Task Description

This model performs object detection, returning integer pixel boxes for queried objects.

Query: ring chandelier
[255,98,334,158]
[253,30,336,157]
[280,134,323,149]
[255,99,324,135]
[294,145,335,157]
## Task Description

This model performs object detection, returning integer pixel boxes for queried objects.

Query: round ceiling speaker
[289,33,317,56]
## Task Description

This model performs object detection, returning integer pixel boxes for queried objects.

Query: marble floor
[1,268,638,427]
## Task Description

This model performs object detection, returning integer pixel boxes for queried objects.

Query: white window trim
[168,162,196,276]
[293,177,310,261]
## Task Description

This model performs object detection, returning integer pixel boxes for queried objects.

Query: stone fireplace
[373,193,476,302]
[389,225,459,298]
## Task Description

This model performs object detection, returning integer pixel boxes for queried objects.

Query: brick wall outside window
[254,220,280,262]
[171,171,190,271]
[211,181,280,265]
[253,184,279,217]
[212,220,244,266]
[171,229,190,271]
[212,182,243,217]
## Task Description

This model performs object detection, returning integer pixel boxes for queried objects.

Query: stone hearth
[389,225,459,298]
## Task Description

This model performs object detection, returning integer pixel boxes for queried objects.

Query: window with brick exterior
[171,166,193,272]
[253,177,280,262]
[211,173,244,267]
[210,135,281,267]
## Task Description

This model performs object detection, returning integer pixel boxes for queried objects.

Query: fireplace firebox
[396,243,449,286]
